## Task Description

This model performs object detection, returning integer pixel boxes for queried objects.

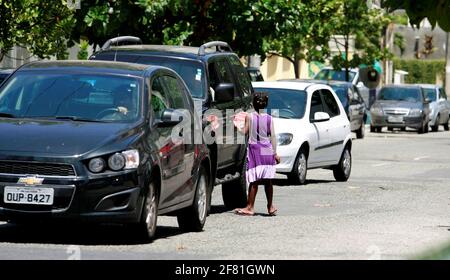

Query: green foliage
[394,33,405,57]
[77,39,89,60]
[262,0,340,78]
[0,0,75,62]
[383,0,450,31]
[330,0,392,81]
[393,58,445,84]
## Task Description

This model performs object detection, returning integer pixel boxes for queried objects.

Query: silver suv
[419,84,450,132]
[370,85,430,134]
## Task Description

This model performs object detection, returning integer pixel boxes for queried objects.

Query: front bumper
[0,171,144,224]
[275,144,299,173]
[371,115,423,129]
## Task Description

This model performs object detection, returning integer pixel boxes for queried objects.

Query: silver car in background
[370,85,431,134]
[418,84,450,132]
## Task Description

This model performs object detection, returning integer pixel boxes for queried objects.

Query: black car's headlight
[87,149,140,173]
[88,158,106,173]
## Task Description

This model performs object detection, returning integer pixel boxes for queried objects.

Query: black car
[281,79,367,139]
[0,69,14,84]
[0,60,211,241]
[90,36,254,209]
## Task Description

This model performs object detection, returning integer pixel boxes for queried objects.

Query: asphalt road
[0,126,449,260]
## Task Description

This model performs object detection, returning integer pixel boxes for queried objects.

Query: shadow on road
[0,222,184,246]
[272,178,335,186]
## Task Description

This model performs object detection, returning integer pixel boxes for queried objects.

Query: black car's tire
[424,121,429,133]
[133,181,158,241]
[418,121,425,134]
[431,115,440,132]
[288,149,308,185]
[370,125,376,133]
[444,120,449,131]
[387,127,393,132]
[222,158,247,209]
[333,146,352,182]
[400,127,406,131]
[177,166,209,232]
[376,127,382,133]
[356,122,365,139]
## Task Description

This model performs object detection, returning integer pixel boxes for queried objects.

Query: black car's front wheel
[132,181,158,241]
[177,166,209,232]
[356,122,365,139]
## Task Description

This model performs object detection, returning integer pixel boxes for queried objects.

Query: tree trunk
[294,52,300,79]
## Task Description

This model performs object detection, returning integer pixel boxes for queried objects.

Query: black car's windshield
[0,72,141,122]
[315,69,356,82]
[255,88,307,119]
[378,87,421,102]
[330,85,350,107]
[423,88,437,102]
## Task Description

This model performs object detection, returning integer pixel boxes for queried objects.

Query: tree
[261,0,340,78]
[0,0,75,62]
[383,0,450,31]
[329,0,392,82]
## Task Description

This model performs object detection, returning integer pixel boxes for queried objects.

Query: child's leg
[264,180,277,215]
[235,182,258,215]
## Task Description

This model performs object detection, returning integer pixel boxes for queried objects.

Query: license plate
[388,116,403,123]
[3,186,54,205]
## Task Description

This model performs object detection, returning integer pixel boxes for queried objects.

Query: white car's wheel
[333,146,352,182]
[288,149,308,185]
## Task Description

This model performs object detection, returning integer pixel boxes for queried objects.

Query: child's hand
[274,154,281,164]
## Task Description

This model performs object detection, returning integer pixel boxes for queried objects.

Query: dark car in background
[281,79,367,139]
[0,60,211,241]
[90,36,254,209]
[370,85,430,134]
[0,69,14,84]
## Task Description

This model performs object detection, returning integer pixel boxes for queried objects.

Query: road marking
[372,162,391,167]
[414,156,430,161]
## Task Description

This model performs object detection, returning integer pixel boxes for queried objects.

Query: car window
[254,87,307,119]
[228,56,253,97]
[150,76,171,120]
[309,91,324,120]
[321,89,340,117]
[99,54,206,99]
[161,75,190,110]
[439,88,447,100]
[0,72,141,122]
[378,87,421,102]
[208,59,237,98]
[423,88,437,102]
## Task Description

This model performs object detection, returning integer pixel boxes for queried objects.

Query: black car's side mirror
[156,108,183,127]
[214,83,234,103]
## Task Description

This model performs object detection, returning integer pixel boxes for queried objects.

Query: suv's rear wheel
[288,149,308,185]
[222,158,247,209]
[333,146,352,182]
[177,166,208,232]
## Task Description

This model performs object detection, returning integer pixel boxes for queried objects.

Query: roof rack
[101,36,142,50]
[198,41,233,56]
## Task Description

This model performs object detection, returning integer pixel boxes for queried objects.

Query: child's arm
[243,113,251,135]
[270,120,277,153]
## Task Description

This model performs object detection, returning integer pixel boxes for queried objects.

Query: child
[235,92,280,216]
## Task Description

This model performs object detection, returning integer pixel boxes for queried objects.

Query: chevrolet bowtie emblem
[18,176,44,186]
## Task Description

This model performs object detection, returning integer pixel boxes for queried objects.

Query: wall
[259,55,309,81]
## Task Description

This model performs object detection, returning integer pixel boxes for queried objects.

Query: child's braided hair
[253,92,269,111]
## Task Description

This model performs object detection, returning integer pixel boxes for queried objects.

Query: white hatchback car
[252,81,353,184]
